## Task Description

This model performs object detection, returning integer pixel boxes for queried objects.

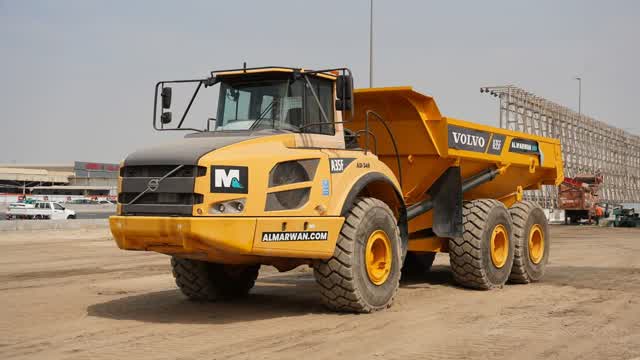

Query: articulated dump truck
[110,66,563,313]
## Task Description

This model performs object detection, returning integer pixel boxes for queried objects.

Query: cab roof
[212,66,337,80]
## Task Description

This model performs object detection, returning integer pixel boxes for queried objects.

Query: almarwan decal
[261,231,329,242]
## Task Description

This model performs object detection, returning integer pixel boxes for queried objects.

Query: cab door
[52,203,68,220]
[40,202,53,219]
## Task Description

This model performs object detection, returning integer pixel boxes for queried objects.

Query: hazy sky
[1,0,638,164]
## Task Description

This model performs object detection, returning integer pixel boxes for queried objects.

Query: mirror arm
[177,81,203,129]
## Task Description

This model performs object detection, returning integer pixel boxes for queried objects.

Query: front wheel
[314,197,402,313]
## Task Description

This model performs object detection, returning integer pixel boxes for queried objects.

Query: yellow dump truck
[110,66,563,313]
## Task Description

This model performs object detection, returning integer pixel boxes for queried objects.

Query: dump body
[350,87,563,234]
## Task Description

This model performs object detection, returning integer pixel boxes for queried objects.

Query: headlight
[264,159,318,211]
[265,188,310,211]
[269,159,319,186]
[209,198,246,214]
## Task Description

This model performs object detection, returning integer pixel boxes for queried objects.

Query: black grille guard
[125,165,185,206]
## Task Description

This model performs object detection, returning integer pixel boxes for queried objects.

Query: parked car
[6,201,76,220]
[67,199,98,205]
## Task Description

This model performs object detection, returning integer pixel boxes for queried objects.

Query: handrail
[354,129,377,154]
[364,110,403,187]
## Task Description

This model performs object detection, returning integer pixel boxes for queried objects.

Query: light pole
[369,0,373,88]
[575,77,582,119]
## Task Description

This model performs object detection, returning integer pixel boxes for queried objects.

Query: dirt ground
[1,226,639,360]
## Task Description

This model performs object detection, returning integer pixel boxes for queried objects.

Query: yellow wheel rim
[365,230,392,285]
[528,224,545,264]
[490,224,509,268]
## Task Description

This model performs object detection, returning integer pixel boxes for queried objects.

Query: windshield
[214,75,334,134]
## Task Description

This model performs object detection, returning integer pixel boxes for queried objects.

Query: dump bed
[349,87,564,232]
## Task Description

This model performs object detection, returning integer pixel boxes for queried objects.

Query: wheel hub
[365,230,392,285]
[528,224,544,264]
[490,224,509,268]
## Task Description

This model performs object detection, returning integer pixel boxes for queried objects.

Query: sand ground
[1,225,639,359]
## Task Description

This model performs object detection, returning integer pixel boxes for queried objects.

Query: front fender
[328,163,407,259]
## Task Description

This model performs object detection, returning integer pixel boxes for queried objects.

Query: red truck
[558,173,604,224]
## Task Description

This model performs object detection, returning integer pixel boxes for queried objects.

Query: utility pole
[575,77,582,119]
[369,0,373,88]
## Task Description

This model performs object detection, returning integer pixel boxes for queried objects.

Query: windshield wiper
[250,78,294,131]
[249,100,276,131]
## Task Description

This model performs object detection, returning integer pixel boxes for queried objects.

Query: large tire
[449,199,515,289]
[508,201,550,283]
[401,251,436,280]
[171,257,259,301]
[313,197,402,313]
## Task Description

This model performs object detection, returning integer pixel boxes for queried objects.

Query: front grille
[119,164,205,216]
[121,165,206,178]
[118,193,203,205]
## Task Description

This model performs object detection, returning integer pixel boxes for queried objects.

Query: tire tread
[314,197,400,313]
[449,199,511,290]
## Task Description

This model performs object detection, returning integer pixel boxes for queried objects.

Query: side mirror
[161,87,172,109]
[336,75,353,111]
[161,112,172,124]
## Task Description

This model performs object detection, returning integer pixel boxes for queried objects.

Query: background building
[0,161,118,203]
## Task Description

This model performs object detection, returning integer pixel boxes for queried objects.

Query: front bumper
[109,215,344,261]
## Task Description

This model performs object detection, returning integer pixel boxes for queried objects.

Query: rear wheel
[314,197,402,313]
[449,199,515,289]
[508,201,550,283]
[171,257,259,301]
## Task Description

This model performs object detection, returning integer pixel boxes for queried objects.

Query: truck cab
[113,67,397,258]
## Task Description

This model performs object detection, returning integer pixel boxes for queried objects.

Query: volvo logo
[147,178,160,192]
[447,125,491,153]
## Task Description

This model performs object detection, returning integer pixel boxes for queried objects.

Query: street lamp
[369,0,373,88]
[575,77,582,120]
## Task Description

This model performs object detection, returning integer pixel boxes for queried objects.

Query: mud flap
[430,167,463,238]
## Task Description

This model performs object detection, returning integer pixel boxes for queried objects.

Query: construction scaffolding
[481,85,640,207]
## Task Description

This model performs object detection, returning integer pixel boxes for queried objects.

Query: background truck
[110,66,563,313]
[6,201,76,220]
[558,173,603,224]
